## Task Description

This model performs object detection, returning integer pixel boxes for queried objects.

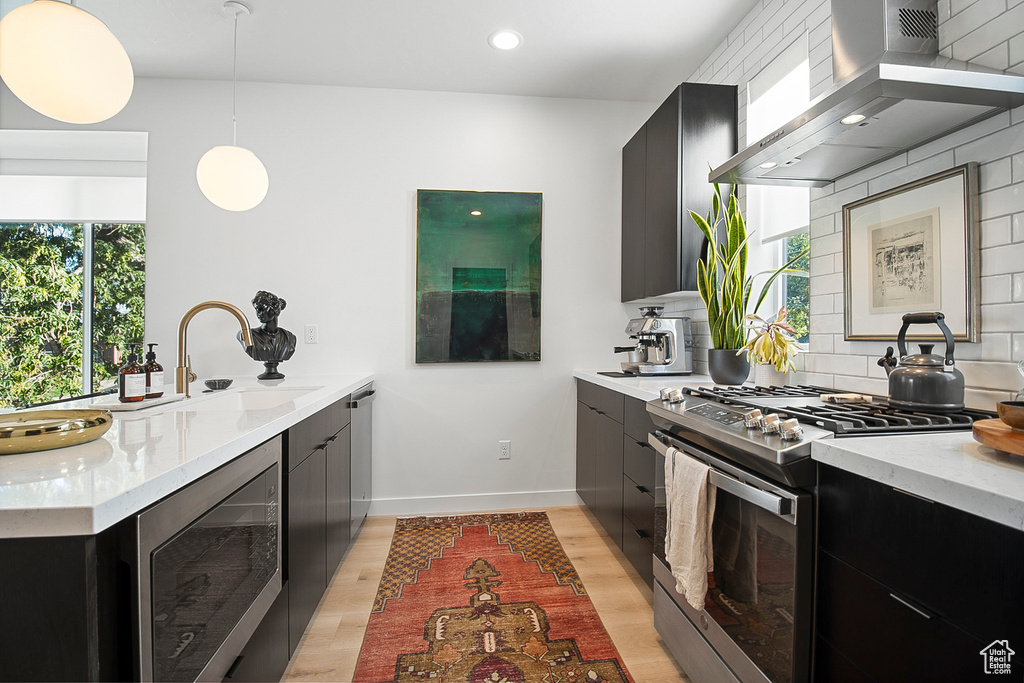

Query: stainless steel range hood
[710,0,1024,188]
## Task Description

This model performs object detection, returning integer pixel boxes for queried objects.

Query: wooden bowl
[996,401,1024,431]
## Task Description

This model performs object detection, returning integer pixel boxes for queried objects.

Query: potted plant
[689,182,807,385]
[740,306,801,386]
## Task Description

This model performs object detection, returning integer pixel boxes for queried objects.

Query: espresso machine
[614,307,693,375]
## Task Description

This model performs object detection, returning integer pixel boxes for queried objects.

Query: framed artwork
[415,189,542,363]
[842,163,980,342]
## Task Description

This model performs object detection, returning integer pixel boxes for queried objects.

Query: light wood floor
[283,505,690,683]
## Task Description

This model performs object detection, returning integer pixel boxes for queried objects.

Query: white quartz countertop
[574,369,1024,532]
[0,373,373,538]
[813,433,1024,532]
[573,369,717,401]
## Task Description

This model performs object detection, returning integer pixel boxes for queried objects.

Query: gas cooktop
[646,384,997,487]
[683,384,995,436]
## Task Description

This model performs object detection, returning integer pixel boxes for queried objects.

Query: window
[746,36,811,341]
[0,130,147,408]
[1,222,145,407]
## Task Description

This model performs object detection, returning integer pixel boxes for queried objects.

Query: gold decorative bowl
[0,409,114,455]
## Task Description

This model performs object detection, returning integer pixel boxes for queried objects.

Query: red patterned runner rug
[353,511,633,683]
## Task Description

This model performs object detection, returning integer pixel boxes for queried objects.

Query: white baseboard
[368,489,580,517]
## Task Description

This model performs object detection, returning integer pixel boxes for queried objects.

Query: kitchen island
[0,374,372,538]
[0,373,372,683]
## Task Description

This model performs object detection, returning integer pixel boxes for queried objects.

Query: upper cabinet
[621,82,737,302]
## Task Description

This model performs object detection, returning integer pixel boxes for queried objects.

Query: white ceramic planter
[754,363,791,388]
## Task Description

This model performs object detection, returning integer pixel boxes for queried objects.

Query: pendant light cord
[231,9,239,146]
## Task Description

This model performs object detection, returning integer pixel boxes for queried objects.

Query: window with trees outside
[0,130,147,408]
[746,35,811,343]
[1,222,145,407]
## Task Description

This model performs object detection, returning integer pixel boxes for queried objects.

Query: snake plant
[688,182,809,351]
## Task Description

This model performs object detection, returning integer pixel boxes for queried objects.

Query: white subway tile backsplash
[980,157,1013,191]
[803,353,867,375]
[1014,333,1024,359]
[981,182,1024,219]
[810,184,868,219]
[810,312,845,334]
[834,153,909,192]
[811,231,843,257]
[1014,152,1024,182]
[980,333,1013,361]
[954,121,1024,166]
[809,254,835,277]
[981,302,1024,330]
[808,334,834,354]
[981,215,1013,248]
[1011,33,1024,68]
[907,113,1010,163]
[832,375,890,396]
[983,242,1024,275]
[867,152,957,195]
[809,213,836,238]
[1014,213,1024,242]
[812,272,844,295]
[982,274,1014,303]
[809,293,834,314]
[965,388,1015,410]
[960,360,1024,390]
[1014,273,1024,299]
[944,0,1008,49]
[949,3,1024,62]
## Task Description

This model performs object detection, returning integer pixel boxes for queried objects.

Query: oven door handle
[648,432,792,516]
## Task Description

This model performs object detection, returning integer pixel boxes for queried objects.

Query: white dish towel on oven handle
[664,445,717,611]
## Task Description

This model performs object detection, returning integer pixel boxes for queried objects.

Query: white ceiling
[64,0,758,103]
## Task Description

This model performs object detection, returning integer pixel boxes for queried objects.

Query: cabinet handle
[635,484,649,494]
[224,655,244,679]
[893,487,934,504]
[633,529,648,539]
[889,592,935,620]
[635,440,652,449]
[593,409,605,416]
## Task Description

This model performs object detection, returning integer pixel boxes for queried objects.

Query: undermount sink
[191,387,323,411]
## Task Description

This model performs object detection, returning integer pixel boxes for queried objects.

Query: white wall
[663,0,1024,409]
[1,79,651,514]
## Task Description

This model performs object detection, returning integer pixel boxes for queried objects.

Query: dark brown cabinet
[285,399,352,657]
[815,463,1024,681]
[576,380,657,586]
[621,82,737,302]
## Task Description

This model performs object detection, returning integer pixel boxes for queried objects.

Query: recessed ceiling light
[841,114,866,125]
[488,30,523,50]
[759,161,778,169]
[470,210,483,216]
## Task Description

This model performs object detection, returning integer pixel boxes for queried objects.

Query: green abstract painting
[416,190,542,363]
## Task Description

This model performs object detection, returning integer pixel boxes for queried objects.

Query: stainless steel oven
[645,384,995,683]
[650,430,814,683]
[134,436,282,683]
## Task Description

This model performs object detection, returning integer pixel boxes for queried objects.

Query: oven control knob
[781,418,804,441]
[760,413,782,434]
[665,388,685,404]
[743,409,763,428]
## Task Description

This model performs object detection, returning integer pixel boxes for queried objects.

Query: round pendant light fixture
[196,1,269,212]
[0,0,134,124]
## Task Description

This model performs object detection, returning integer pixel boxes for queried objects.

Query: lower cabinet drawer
[622,516,654,587]
[622,474,654,538]
[816,551,997,683]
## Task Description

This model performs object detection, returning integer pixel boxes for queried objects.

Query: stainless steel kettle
[877,312,965,412]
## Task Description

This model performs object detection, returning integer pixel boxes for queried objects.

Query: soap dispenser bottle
[119,346,146,403]
[144,343,164,399]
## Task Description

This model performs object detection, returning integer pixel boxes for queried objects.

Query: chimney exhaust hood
[709,0,1024,188]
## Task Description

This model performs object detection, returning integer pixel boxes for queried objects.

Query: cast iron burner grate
[772,401,995,435]
[687,384,835,400]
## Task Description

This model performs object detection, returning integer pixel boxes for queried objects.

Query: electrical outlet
[499,440,511,460]
[304,324,319,344]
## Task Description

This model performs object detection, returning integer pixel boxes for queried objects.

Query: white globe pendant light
[0,0,134,124]
[197,1,268,212]
[197,145,269,212]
